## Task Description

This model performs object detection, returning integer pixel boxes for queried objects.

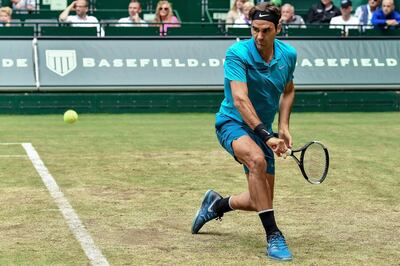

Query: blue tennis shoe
[267,231,293,261]
[191,189,223,234]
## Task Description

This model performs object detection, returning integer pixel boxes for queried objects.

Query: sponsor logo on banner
[46,50,77,77]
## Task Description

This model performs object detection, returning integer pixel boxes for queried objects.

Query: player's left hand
[278,129,293,149]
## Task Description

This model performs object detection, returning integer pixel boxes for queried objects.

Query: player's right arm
[226,47,286,156]
[230,80,286,156]
[231,81,261,129]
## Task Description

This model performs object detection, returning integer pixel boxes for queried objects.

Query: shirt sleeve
[371,12,387,25]
[224,47,247,83]
[287,48,297,82]
[395,12,400,23]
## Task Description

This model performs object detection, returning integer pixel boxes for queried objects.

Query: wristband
[254,123,274,142]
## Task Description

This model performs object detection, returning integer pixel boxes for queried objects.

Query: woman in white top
[233,2,254,28]
[226,0,248,26]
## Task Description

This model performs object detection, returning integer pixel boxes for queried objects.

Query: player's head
[382,0,395,15]
[249,2,281,50]
[128,0,142,17]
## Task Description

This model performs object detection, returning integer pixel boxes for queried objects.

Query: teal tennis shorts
[215,113,275,175]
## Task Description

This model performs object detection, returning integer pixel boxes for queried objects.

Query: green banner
[1,38,400,91]
[0,40,35,91]
[285,39,400,89]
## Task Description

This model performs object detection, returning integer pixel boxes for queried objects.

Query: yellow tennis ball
[63,110,78,124]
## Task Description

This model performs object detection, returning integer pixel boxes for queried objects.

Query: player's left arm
[278,80,295,149]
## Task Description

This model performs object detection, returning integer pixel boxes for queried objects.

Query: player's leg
[230,137,292,261]
[232,136,274,210]
[229,172,274,211]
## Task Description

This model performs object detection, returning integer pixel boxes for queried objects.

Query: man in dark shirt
[307,0,341,23]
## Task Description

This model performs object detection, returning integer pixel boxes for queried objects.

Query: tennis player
[191,2,296,261]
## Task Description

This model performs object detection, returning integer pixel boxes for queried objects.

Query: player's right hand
[266,137,287,157]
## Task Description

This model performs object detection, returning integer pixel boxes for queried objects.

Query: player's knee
[247,154,266,173]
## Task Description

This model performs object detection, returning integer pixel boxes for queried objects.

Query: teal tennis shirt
[218,38,297,127]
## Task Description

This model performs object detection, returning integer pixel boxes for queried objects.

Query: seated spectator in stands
[255,0,281,6]
[355,0,381,27]
[153,0,180,35]
[118,0,147,27]
[371,0,400,29]
[280,3,306,28]
[59,0,103,36]
[0,7,12,27]
[307,0,341,23]
[10,0,36,13]
[226,0,248,27]
[330,0,360,35]
[232,2,254,28]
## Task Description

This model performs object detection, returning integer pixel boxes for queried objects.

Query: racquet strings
[302,143,328,183]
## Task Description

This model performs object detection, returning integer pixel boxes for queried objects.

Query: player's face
[129,2,141,16]
[251,20,280,50]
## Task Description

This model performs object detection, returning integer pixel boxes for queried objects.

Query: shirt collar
[249,38,282,66]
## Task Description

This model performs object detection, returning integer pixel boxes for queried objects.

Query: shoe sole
[267,255,293,261]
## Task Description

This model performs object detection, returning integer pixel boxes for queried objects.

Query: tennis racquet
[283,141,329,184]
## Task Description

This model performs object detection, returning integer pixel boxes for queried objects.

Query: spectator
[153,0,180,35]
[226,0,248,26]
[355,0,381,27]
[0,7,12,27]
[330,0,359,35]
[307,0,341,23]
[233,2,254,28]
[371,0,400,29]
[118,0,147,27]
[59,0,103,36]
[255,0,282,6]
[10,0,36,13]
[280,3,306,28]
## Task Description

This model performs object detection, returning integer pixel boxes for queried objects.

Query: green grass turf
[0,113,399,265]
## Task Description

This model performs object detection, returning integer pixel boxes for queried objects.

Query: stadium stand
[40,25,98,36]
[0,0,399,114]
[104,26,159,36]
[0,25,34,36]
[166,23,225,36]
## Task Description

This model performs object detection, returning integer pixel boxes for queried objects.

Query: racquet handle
[282,149,292,159]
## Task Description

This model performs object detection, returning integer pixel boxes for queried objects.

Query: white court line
[0,155,27,158]
[0,143,24,145]
[21,143,110,266]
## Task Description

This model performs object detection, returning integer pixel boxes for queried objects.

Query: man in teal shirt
[192,2,297,261]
